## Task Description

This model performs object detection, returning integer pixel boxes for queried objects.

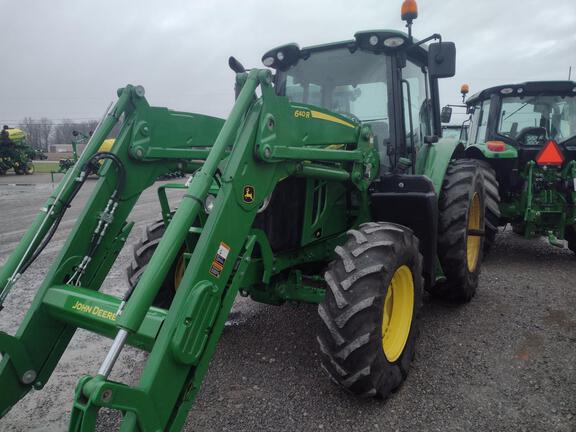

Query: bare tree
[19,117,53,150]
[52,120,99,145]
[19,117,40,149]
[38,117,52,149]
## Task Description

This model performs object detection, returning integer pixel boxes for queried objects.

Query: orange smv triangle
[535,140,564,166]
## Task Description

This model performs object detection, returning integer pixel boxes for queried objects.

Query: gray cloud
[0,0,574,125]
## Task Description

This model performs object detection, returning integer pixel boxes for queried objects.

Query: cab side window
[402,61,432,150]
[469,99,490,144]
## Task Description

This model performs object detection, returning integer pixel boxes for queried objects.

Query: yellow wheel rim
[174,255,185,290]
[381,265,414,363]
[466,192,481,272]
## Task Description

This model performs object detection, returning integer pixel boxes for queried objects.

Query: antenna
[569,66,572,80]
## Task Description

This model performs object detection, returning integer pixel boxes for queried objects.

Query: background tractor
[0,2,491,430]
[455,81,576,251]
[0,126,35,175]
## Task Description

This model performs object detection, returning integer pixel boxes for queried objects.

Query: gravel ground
[0,173,575,431]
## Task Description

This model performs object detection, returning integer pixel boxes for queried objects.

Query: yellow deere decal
[71,301,117,321]
[243,185,255,203]
[310,110,355,128]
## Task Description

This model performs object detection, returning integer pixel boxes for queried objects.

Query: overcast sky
[1,0,575,126]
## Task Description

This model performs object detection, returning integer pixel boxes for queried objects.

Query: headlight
[383,37,405,48]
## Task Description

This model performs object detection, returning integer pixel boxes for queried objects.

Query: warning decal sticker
[209,242,231,278]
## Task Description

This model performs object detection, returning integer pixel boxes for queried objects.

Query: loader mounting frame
[0,69,377,431]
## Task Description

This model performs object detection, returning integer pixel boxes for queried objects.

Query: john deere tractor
[457,81,576,251]
[0,126,35,175]
[0,2,490,430]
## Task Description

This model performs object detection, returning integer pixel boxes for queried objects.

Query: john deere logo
[243,185,255,203]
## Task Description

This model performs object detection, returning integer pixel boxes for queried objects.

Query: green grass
[33,161,60,173]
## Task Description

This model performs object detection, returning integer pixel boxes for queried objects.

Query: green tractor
[0,2,491,430]
[456,81,576,250]
[0,126,35,175]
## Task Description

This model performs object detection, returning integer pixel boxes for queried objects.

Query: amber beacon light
[401,0,418,23]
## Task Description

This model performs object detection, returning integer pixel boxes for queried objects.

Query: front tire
[317,222,423,398]
[127,218,185,308]
[434,159,486,302]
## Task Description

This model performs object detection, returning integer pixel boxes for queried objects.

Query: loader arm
[0,69,378,431]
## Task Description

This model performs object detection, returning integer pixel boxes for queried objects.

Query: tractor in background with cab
[455,81,576,251]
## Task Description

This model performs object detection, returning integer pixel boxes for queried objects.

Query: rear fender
[464,142,518,160]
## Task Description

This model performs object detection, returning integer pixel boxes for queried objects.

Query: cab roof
[467,81,576,105]
[262,29,429,71]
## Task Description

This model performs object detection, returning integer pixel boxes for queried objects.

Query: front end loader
[457,81,576,251]
[0,2,490,430]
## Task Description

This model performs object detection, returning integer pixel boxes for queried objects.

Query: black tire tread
[126,218,178,308]
[477,160,500,253]
[435,159,486,302]
[318,222,423,398]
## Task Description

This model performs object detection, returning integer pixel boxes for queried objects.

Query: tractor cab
[465,81,576,165]
[264,29,455,176]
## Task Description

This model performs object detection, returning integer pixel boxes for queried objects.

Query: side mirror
[228,56,246,74]
[428,42,456,78]
[440,106,452,123]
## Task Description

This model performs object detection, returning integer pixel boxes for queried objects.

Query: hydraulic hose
[19,152,126,279]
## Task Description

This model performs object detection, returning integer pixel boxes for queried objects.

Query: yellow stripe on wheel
[382,265,414,363]
[466,192,481,272]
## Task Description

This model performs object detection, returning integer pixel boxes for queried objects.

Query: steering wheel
[515,126,547,146]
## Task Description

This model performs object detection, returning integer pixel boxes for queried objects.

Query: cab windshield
[498,95,576,145]
[276,48,390,141]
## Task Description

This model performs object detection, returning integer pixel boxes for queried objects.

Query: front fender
[421,137,462,193]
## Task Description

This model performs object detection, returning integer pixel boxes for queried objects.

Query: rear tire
[478,160,500,253]
[127,218,185,308]
[434,159,486,302]
[317,222,423,398]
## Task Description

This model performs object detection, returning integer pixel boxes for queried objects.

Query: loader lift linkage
[0,71,378,431]
[0,2,488,430]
